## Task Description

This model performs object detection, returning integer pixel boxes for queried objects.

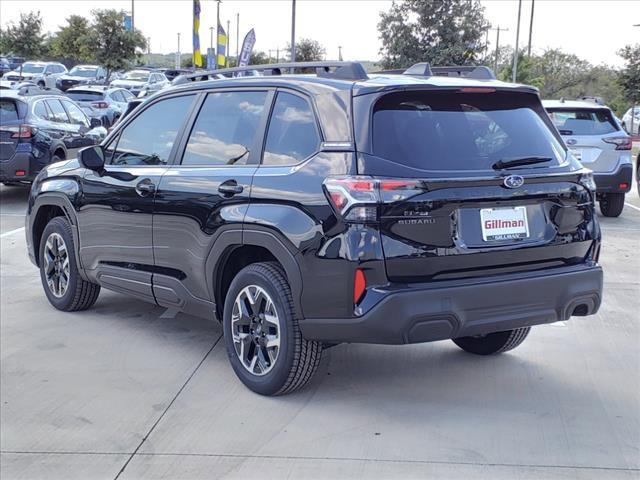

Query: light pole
[227,19,230,67]
[147,37,151,55]
[236,13,240,64]
[291,0,296,66]
[527,0,535,56]
[512,0,523,83]
[338,46,343,61]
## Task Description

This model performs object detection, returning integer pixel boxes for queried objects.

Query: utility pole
[227,19,230,67]
[131,0,134,30]
[484,26,490,61]
[210,27,214,52]
[216,0,221,69]
[512,0,523,83]
[490,27,508,73]
[527,0,535,56]
[177,33,181,69]
[236,13,240,64]
[147,37,151,55]
[338,46,343,61]
[291,0,296,65]
[268,49,273,63]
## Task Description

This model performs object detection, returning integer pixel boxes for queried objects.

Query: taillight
[603,136,632,150]
[354,269,366,304]
[8,125,37,139]
[323,176,423,222]
[91,101,109,109]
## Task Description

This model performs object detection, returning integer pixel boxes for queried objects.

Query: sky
[1,0,639,67]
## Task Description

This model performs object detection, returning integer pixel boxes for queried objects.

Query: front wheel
[599,193,625,217]
[223,262,322,396]
[39,217,100,311]
[452,327,531,355]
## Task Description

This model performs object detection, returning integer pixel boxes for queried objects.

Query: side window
[62,100,90,127]
[45,100,70,123]
[33,101,50,120]
[105,95,194,166]
[111,91,124,102]
[121,89,134,101]
[262,92,320,166]
[181,91,268,166]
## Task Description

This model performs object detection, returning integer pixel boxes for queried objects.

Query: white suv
[544,99,633,217]
[621,106,640,136]
[3,61,68,89]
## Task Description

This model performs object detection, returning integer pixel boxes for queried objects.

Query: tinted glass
[547,108,618,136]
[19,63,44,74]
[69,66,98,77]
[263,92,320,165]
[62,100,89,127]
[372,91,565,173]
[0,99,19,122]
[33,101,49,120]
[120,89,134,100]
[123,71,149,81]
[110,91,124,102]
[45,100,70,123]
[182,91,267,166]
[106,95,194,166]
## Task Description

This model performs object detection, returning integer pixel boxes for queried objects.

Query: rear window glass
[372,91,565,172]
[546,108,618,136]
[0,99,19,122]
[67,91,103,102]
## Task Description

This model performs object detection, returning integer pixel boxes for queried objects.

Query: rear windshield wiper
[492,156,552,170]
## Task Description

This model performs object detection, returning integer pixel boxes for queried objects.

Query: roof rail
[172,61,369,85]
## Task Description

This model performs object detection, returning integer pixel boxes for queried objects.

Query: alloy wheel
[43,232,70,298]
[231,285,281,376]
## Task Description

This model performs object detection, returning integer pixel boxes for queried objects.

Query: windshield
[547,108,619,136]
[69,67,98,77]
[66,91,103,102]
[18,63,45,74]
[122,71,149,81]
[372,90,565,173]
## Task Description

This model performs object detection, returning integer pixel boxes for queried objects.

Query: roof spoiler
[172,61,369,85]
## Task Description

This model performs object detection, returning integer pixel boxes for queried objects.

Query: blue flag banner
[217,23,227,68]
[193,0,203,67]
[238,28,256,68]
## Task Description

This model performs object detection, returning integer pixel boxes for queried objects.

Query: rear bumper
[0,152,40,182]
[300,264,603,345]
[594,163,633,194]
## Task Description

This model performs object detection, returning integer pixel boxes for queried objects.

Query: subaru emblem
[503,175,524,189]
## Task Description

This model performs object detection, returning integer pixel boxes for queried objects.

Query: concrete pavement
[1,183,639,479]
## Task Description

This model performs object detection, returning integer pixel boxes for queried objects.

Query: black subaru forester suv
[26,62,603,395]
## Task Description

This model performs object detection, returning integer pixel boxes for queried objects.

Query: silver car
[621,106,640,136]
[109,70,169,97]
[544,99,633,217]
[3,61,68,88]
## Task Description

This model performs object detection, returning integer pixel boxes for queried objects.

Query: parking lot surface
[1,183,639,479]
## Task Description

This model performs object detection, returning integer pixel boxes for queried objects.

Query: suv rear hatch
[0,97,27,161]
[545,106,629,173]
[348,88,597,282]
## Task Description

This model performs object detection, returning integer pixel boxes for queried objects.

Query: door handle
[135,178,156,196]
[218,180,243,196]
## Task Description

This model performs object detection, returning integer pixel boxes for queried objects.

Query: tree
[88,9,147,75]
[617,44,640,105]
[286,38,325,62]
[378,0,489,69]
[51,15,94,63]
[529,49,591,98]
[0,11,48,58]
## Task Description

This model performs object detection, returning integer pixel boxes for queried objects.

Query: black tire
[39,216,100,311]
[599,193,625,217]
[37,80,45,88]
[223,262,322,396]
[452,327,531,355]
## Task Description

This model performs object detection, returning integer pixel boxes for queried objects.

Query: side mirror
[79,145,105,173]
[90,117,102,128]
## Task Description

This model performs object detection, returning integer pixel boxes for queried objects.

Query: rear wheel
[223,262,322,396]
[599,193,625,217]
[39,217,100,311]
[453,327,531,355]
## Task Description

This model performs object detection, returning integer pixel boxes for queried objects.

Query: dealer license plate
[480,206,529,241]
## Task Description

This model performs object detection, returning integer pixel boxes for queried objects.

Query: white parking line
[0,227,25,239]
[624,202,640,213]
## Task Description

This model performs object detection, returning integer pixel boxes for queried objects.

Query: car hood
[7,71,36,78]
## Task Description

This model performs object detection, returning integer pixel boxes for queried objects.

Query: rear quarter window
[547,108,619,135]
